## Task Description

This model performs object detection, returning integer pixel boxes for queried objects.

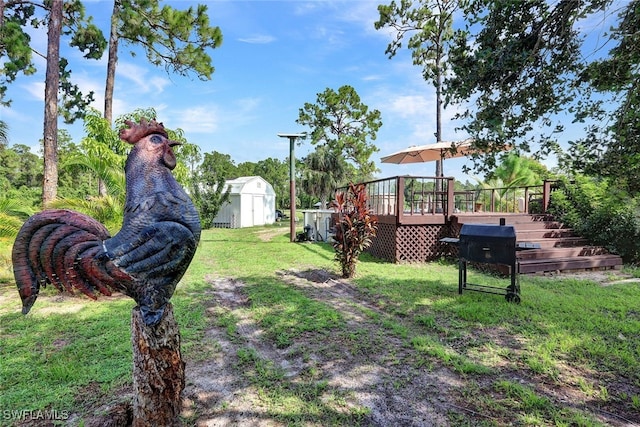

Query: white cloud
[238,34,276,44]
[24,82,45,102]
[311,24,347,49]
[293,2,322,16]
[117,62,171,94]
[388,94,432,118]
[362,74,383,82]
[336,0,384,37]
[173,96,263,135]
[172,106,220,134]
[235,97,261,112]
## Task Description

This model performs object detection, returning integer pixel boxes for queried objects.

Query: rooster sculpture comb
[13,118,202,326]
[120,118,168,143]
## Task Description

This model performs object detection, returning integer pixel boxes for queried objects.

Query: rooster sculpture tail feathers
[12,209,131,314]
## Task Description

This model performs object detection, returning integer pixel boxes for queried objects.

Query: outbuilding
[212,176,276,228]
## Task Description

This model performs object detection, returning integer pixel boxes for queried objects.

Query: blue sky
[0,1,619,182]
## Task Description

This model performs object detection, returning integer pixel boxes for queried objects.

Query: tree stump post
[130,303,184,426]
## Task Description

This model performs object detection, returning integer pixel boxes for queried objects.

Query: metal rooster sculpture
[12,119,202,326]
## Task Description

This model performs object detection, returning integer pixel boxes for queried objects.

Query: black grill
[458,223,520,302]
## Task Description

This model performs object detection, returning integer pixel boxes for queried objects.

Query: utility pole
[278,133,305,242]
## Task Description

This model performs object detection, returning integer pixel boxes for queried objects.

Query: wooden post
[446,177,455,216]
[542,180,552,213]
[131,303,184,426]
[397,176,404,221]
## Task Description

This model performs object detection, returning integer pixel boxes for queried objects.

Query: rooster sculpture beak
[164,139,180,170]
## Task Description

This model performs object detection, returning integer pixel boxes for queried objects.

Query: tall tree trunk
[435,42,443,204]
[42,0,62,205]
[130,303,185,426]
[99,0,121,197]
[435,43,442,178]
[104,0,120,124]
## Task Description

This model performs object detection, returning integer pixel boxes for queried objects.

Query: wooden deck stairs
[453,214,623,274]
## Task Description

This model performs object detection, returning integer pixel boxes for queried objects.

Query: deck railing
[347,176,556,222]
[471,183,551,214]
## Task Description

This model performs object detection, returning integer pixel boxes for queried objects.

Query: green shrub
[331,183,378,278]
[548,176,640,262]
[586,205,640,262]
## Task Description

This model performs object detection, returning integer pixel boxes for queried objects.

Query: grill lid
[460,224,516,239]
[459,223,517,265]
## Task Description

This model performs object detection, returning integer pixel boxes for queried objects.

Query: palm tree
[301,145,347,209]
[47,195,124,234]
[475,154,546,212]
[0,197,33,238]
[491,154,542,188]
[61,145,126,198]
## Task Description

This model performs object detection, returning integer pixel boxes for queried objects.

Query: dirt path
[182,271,462,426]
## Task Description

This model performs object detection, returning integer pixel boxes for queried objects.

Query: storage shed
[212,176,276,228]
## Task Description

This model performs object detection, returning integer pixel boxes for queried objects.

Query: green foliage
[1,187,41,212]
[548,176,640,262]
[0,13,37,106]
[375,0,459,88]
[116,0,222,80]
[191,174,231,229]
[444,1,601,174]
[331,183,378,278]
[471,154,552,212]
[487,154,548,187]
[0,198,33,238]
[0,142,42,191]
[566,3,640,196]
[297,85,382,180]
[301,145,347,208]
[198,151,236,180]
[191,151,233,228]
[57,129,98,199]
[586,207,640,262]
[48,196,124,234]
[60,109,129,201]
[375,0,465,178]
[0,0,106,113]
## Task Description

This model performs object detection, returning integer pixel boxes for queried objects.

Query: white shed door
[253,196,264,226]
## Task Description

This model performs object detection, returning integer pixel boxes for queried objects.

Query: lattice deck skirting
[445,221,462,258]
[367,223,396,262]
[367,223,453,263]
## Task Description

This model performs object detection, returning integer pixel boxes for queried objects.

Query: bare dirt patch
[254,228,288,242]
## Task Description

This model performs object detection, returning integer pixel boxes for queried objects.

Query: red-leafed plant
[331,183,378,278]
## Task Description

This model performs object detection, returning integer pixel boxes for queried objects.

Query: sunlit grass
[1,224,639,425]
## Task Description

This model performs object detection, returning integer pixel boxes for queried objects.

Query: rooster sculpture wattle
[12,119,202,326]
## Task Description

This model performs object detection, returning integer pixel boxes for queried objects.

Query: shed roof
[225,176,274,195]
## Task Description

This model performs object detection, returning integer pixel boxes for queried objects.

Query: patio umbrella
[380,138,476,175]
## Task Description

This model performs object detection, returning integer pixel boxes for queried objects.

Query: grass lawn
[1,225,639,426]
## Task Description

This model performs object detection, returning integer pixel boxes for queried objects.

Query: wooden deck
[358,176,623,274]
